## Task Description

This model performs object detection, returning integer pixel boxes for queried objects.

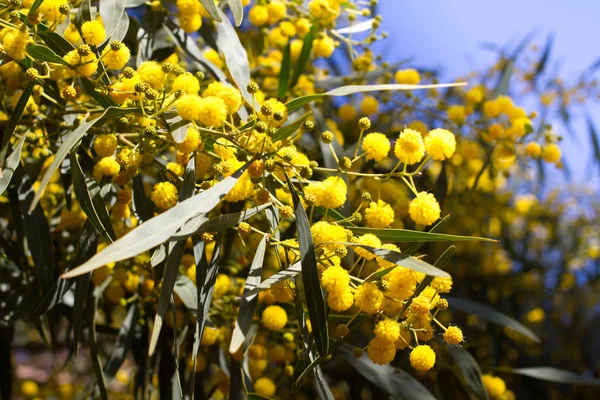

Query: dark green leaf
[286,173,329,358]
[278,42,292,100]
[290,24,316,87]
[0,80,34,171]
[230,235,268,353]
[348,225,495,244]
[26,44,70,65]
[88,292,108,399]
[404,215,450,255]
[27,0,44,16]
[37,30,75,56]
[104,302,139,381]
[0,133,27,195]
[585,112,600,164]
[79,77,117,108]
[243,261,301,296]
[132,174,154,223]
[271,112,311,143]
[341,345,436,400]
[446,297,540,343]
[17,174,55,296]
[70,149,116,242]
[497,367,600,385]
[448,347,490,400]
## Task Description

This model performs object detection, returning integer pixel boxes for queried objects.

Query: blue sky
[375,0,600,185]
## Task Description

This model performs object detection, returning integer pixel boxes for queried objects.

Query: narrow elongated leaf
[132,174,153,223]
[214,8,252,106]
[226,0,244,26]
[290,25,316,88]
[27,44,70,65]
[27,0,45,16]
[17,175,55,296]
[286,174,329,357]
[79,77,117,108]
[0,80,34,170]
[173,275,197,312]
[104,302,139,381]
[498,367,600,385]
[172,203,270,240]
[449,347,490,400]
[278,43,292,100]
[348,226,496,243]
[100,0,129,43]
[585,112,600,164]
[61,162,248,279]
[189,238,207,397]
[230,235,268,353]
[404,215,450,255]
[88,293,108,400]
[164,111,190,144]
[37,30,75,56]
[30,107,132,212]
[148,158,196,355]
[446,297,540,343]
[72,220,97,356]
[271,112,311,143]
[339,243,451,278]
[244,261,301,296]
[335,18,376,35]
[286,82,467,113]
[70,149,116,241]
[314,365,334,400]
[496,60,514,96]
[340,345,436,400]
[200,0,222,22]
[0,133,27,195]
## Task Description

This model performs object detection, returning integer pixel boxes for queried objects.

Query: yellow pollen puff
[313,35,336,58]
[249,5,269,26]
[321,265,350,293]
[93,134,118,157]
[202,82,243,114]
[93,157,120,181]
[258,98,288,127]
[353,233,381,260]
[367,336,397,365]
[409,345,436,371]
[443,326,464,345]
[63,50,98,77]
[374,319,401,342]
[138,61,167,90]
[362,132,391,162]
[200,326,220,346]
[447,105,467,124]
[424,128,456,160]
[3,28,32,61]
[338,104,357,121]
[102,44,131,70]
[172,73,200,95]
[354,282,383,314]
[327,287,354,311]
[81,20,107,46]
[311,221,347,251]
[176,94,203,121]
[409,192,441,226]
[360,96,379,116]
[262,305,288,331]
[304,176,347,209]
[525,142,542,158]
[179,13,202,33]
[542,143,561,164]
[395,68,421,85]
[151,181,179,210]
[395,128,425,165]
[364,200,395,228]
[481,375,507,399]
[266,1,287,24]
[176,126,201,154]
[254,377,276,398]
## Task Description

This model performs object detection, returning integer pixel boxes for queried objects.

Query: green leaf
[496,60,514,96]
[341,243,451,278]
[286,82,467,112]
[448,347,490,400]
[446,296,541,343]
[243,261,301,296]
[348,226,496,244]
[271,112,311,143]
[173,275,197,312]
[62,162,247,279]
[163,110,190,144]
[132,174,153,223]
[104,302,139,381]
[70,149,116,242]
[230,235,268,353]
[200,0,223,22]
[313,365,334,400]
[0,80,34,171]
[27,0,44,17]
[72,220,97,356]
[497,367,600,385]
[17,173,56,296]
[278,42,292,100]
[26,44,70,66]
[226,0,244,27]
[585,112,600,164]
[290,25,316,88]
[148,158,196,356]
[30,107,132,212]
[404,215,449,255]
[214,8,252,106]
[340,345,436,400]
[79,77,117,108]
[88,291,108,400]
[0,132,27,195]
[286,173,329,358]
[37,30,75,56]
[99,0,129,43]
